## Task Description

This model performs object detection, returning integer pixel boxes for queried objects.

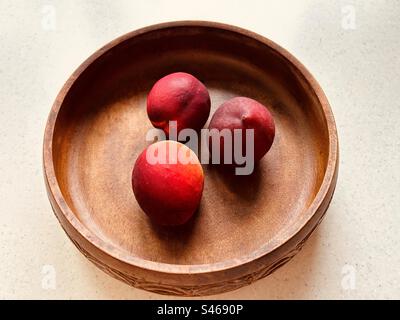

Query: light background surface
[0,0,399,299]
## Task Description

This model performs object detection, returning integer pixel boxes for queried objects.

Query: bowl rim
[43,20,339,275]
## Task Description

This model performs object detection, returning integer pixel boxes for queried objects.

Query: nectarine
[147,72,211,137]
[132,140,204,226]
[208,97,275,169]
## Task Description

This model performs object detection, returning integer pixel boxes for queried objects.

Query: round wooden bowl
[43,21,338,296]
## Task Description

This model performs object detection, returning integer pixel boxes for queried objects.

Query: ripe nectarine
[132,140,204,226]
[147,72,211,137]
[208,97,275,167]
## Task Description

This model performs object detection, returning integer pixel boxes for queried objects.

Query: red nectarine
[208,97,275,167]
[147,72,211,137]
[132,140,204,226]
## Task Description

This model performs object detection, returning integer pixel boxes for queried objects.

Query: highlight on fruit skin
[147,72,211,137]
[208,96,275,166]
[132,140,204,226]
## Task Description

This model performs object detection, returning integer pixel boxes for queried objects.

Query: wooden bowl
[43,21,338,296]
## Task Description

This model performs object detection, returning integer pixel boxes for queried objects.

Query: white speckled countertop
[0,0,399,299]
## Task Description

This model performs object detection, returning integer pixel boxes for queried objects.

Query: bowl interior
[52,26,329,265]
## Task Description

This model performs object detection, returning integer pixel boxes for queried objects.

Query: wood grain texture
[43,21,339,296]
